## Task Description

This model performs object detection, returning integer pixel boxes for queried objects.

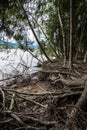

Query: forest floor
[0,59,87,130]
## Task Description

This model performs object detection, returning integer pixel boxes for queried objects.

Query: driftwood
[38,70,87,89]
[62,77,87,87]
[50,76,87,89]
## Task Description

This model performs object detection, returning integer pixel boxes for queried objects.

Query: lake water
[0,49,41,86]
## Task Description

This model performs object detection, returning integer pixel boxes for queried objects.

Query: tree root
[0,78,87,130]
[65,80,87,130]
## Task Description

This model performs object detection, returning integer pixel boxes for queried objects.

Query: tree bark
[66,80,87,130]
[58,2,67,66]
[76,80,87,111]
[68,0,73,70]
[18,1,52,63]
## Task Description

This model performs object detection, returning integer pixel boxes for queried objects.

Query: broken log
[54,76,87,87]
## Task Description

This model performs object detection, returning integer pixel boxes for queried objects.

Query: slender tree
[68,0,73,70]
[57,0,67,66]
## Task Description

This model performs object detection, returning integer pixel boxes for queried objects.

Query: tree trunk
[76,80,87,110]
[75,6,86,60]
[66,79,87,130]
[75,29,84,60]
[58,3,67,66]
[68,0,73,70]
[21,3,52,63]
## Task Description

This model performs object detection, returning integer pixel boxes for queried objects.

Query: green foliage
[0,0,87,59]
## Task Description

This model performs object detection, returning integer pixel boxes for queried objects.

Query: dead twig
[14,126,46,130]
[0,118,13,124]
[10,113,25,126]
[0,87,5,109]
[16,94,47,108]
[9,93,15,110]
[3,110,25,126]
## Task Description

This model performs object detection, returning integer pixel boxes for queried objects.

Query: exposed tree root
[0,66,87,130]
[65,80,87,130]
[0,86,56,130]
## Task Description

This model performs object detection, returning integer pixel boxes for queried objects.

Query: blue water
[0,39,38,49]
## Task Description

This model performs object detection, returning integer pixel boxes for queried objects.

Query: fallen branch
[39,70,77,77]
[2,110,25,126]
[9,93,15,110]
[21,115,56,127]
[3,87,70,96]
[10,113,25,126]
[0,118,13,124]
[16,94,47,108]
[2,87,82,98]
[14,126,46,130]
[2,110,56,129]
[57,77,87,87]
[0,74,22,81]
[0,87,5,109]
